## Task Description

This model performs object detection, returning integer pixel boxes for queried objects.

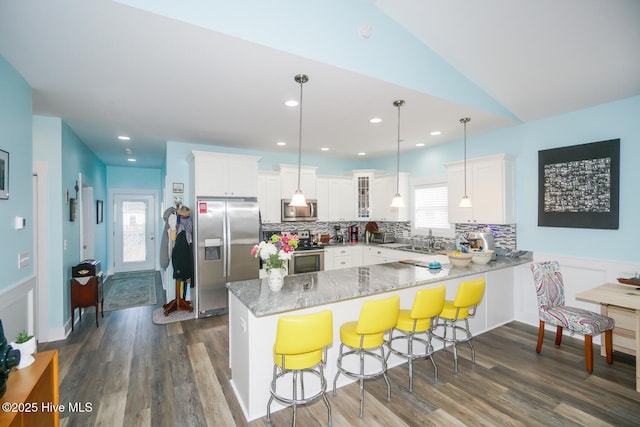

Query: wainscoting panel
[0,276,35,343]
[515,253,640,344]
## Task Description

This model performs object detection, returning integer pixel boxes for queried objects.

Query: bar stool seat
[433,278,486,373]
[267,310,333,427]
[387,285,446,392]
[332,295,400,419]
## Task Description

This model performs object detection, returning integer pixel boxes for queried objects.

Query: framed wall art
[538,139,620,229]
[0,149,8,200]
[172,182,184,193]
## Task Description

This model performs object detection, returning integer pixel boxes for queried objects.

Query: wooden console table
[70,273,104,331]
[576,283,640,392]
[0,350,59,427]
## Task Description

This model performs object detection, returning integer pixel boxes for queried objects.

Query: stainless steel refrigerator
[194,198,260,317]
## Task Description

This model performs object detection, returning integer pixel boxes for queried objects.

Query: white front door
[113,194,156,272]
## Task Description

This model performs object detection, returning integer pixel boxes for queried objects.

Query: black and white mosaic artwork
[543,157,611,213]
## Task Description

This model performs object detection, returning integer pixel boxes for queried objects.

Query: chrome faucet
[427,228,435,249]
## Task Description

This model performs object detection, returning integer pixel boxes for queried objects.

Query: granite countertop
[227,255,532,317]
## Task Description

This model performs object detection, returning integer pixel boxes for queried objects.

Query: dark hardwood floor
[40,273,640,426]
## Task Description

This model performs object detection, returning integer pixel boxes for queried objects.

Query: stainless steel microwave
[281,199,318,222]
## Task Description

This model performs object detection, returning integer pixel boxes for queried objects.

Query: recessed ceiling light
[284,100,299,107]
[430,131,442,136]
[118,135,130,141]
[358,152,366,156]
[124,148,133,154]
[277,141,287,146]
[369,117,382,124]
[127,158,137,162]
[416,143,425,147]
[321,147,329,151]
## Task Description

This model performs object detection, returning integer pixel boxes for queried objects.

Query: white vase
[268,268,285,291]
[10,337,36,369]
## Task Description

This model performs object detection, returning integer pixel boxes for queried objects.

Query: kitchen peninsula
[227,255,531,421]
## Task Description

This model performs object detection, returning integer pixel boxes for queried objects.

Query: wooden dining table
[576,282,640,392]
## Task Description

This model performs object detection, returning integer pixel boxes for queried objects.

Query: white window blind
[413,184,451,231]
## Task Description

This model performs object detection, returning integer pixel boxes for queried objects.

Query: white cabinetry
[316,177,330,222]
[329,177,355,221]
[325,246,363,271]
[317,176,355,222]
[363,246,406,265]
[353,170,376,220]
[257,172,281,224]
[446,153,515,224]
[190,151,260,198]
[278,164,317,200]
[372,173,409,221]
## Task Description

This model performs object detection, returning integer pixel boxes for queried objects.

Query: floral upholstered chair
[530,261,614,373]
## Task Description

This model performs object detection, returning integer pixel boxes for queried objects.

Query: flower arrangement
[251,234,299,272]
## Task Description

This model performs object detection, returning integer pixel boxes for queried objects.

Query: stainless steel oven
[289,249,324,274]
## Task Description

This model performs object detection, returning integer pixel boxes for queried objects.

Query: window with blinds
[412,183,453,236]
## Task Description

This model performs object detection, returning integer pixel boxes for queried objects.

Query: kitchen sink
[378,243,411,249]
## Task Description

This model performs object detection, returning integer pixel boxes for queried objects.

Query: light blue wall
[0,55,33,293]
[369,96,640,263]
[57,122,108,328]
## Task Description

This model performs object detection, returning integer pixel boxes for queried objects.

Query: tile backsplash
[262,221,517,250]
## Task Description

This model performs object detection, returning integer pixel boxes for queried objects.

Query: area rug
[152,307,196,325]
[103,271,157,311]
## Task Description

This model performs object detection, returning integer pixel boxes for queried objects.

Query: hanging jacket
[172,230,193,281]
[160,207,177,269]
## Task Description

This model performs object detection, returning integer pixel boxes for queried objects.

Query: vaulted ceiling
[1,0,638,168]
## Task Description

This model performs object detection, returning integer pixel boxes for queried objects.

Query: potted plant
[10,330,36,369]
[251,234,299,291]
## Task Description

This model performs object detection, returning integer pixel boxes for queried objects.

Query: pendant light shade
[390,100,405,208]
[459,117,472,208]
[289,74,309,207]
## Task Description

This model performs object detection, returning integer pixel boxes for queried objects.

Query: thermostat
[14,216,26,230]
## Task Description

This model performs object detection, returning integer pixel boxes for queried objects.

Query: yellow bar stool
[332,295,400,418]
[266,310,333,427]
[386,285,446,392]
[433,278,486,373]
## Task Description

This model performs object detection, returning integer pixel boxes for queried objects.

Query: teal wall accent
[0,55,33,293]
[31,114,108,331]
[59,122,108,329]
[33,116,64,328]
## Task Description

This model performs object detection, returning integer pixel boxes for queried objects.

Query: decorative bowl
[471,249,494,265]
[447,251,473,267]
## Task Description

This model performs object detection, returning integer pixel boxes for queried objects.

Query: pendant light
[390,100,405,208]
[459,117,472,208]
[289,74,309,207]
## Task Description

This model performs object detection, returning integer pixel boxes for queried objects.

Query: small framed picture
[0,149,8,200]
[96,200,104,224]
[172,182,184,193]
